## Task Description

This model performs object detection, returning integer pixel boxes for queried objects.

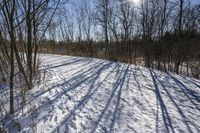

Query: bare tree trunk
[9,30,15,114]
[1,0,16,114]
[26,0,33,90]
[179,0,184,34]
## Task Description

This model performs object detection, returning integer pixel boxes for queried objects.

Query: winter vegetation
[0,0,200,132]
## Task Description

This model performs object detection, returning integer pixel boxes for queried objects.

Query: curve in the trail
[3,54,199,133]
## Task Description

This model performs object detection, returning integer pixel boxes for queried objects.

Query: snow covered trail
[3,54,200,133]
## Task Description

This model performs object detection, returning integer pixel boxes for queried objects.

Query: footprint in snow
[57,105,63,110]
[48,105,54,113]
[77,114,83,118]
[73,114,77,121]
[49,124,53,128]
[54,115,58,122]
[101,126,108,132]
[49,114,54,121]
[62,109,66,114]
[43,116,49,123]
[67,95,72,100]
[81,123,87,130]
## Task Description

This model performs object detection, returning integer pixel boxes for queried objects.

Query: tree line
[41,0,200,77]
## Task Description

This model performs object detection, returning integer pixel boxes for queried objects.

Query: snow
[1,54,200,133]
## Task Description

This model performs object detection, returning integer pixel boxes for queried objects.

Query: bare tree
[118,0,134,63]
[0,0,62,115]
[0,0,16,114]
[95,0,110,58]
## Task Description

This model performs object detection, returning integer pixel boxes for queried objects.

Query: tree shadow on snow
[132,66,156,114]
[179,75,200,88]
[150,69,175,133]
[50,64,131,133]
[149,68,200,133]
[49,62,122,132]
[28,60,115,132]
[166,72,200,110]
[0,57,93,118]
[30,59,102,103]
[41,57,91,71]
[90,65,130,133]
[151,69,197,133]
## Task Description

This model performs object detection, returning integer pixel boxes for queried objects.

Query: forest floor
[1,54,200,133]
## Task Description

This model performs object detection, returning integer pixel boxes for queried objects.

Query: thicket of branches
[0,0,65,131]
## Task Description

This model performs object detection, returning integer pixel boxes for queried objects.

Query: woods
[38,0,200,77]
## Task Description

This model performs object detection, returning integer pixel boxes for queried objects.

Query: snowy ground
[1,54,200,133]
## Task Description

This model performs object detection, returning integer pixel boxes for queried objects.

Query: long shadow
[33,61,115,127]
[40,56,77,65]
[39,54,82,65]
[50,63,120,133]
[2,54,73,82]
[48,61,110,92]
[40,58,90,71]
[38,54,68,61]
[109,65,130,132]
[0,57,92,113]
[180,75,200,89]
[6,55,74,79]
[10,60,111,128]
[166,72,200,109]
[133,66,156,114]
[156,93,159,133]
[49,58,100,88]
[1,58,94,118]
[152,69,193,133]
[137,67,148,82]
[30,60,107,103]
[137,67,155,92]
[90,65,128,133]
[0,56,98,127]
[150,69,175,133]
